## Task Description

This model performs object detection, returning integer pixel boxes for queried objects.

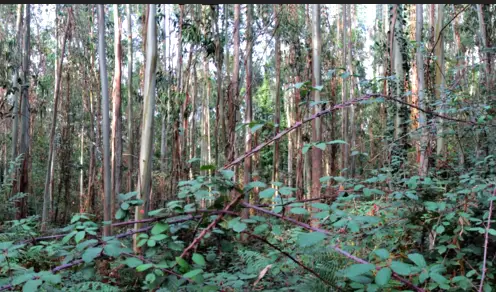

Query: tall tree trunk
[134,4,157,252]
[227,4,240,197]
[434,4,445,161]
[17,4,31,219]
[477,5,491,94]
[341,4,348,174]
[242,4,253,222]
[417,4,429,177]
[310,4,322,226]
[42,11,71,230]
[111,4,123,218]
[272,4,281,189]
[213,5,223,167]
[349,4,356,177]
[10,4,23,170]
[127,4,134,192]
[98,5,112,237]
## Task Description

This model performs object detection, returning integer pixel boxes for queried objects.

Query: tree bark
[272,4,281,189]
[98,5,112,236]
[127,4,134,192]
[111,5,123,218]
[133,4,157,253]
[17,4,31,219]
[310,4,322,226]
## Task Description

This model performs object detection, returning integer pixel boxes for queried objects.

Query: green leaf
[145,272,156,283]
[259,188,276,199]
[327,140,347,145]
[296,232,326,247]
[250,124,264,133]
[430,272,448,284]
[313,85,324,91]
[311,203,330,210]
[75,231,86,243]
[374,249,390,260]
[13,273,35,285]
[62,231,77,244]
[390,261,412,276]
[192,253,206,266]
[233,222,247,233]
[375,267,392,286]
[121,202,130,210]
[200,164,216,171]
[71,215,81,224]
[344,264,375,278]
[176,257,189,269]
[315,142,327,151]
[220,170,234,179]
[151,222,169,235]
[419,270,429,283]
[40,273,61,284]
[435,225,445,234]
[147,239,156,247]
[137,238,148,247]
[302,144,311,154]
[82,247,103,263]
[184,269,203,279]
[150,234,168,241]
[123,257,143,268]
[246,181,267,190]
[136,263,154,272]
[23,280,42,292]
[115,208,126,220]
[408,253,426,268]
[290,208,309,215]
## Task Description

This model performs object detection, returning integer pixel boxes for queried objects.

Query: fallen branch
[478,185,496,292]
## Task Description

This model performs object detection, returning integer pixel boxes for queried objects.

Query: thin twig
[478,185,496,292]
[243,231,331,286]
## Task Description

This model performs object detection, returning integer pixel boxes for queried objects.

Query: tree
[311,4,322,226]
[242,4,253,221]
[272,4,281,188]
[416,4,428,177]
[434,4,445,161]
[111,4,123,217]
[97,4,112,237]
[127,4,134,192]
[42,8,71,230]
[133,4,157,252]
[17,4,31,219]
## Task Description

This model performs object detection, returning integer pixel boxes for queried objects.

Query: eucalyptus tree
[127,4,134,192]
[434,4,445,161]
[243,4,253,221]
[111,4,123,217]
[272,4,281,189]
[134,4,157,252]
[416,4,428,177]
[97,4,112,236]
[17,4,30,219]
[311,3,322,226]
[10,4,22,167]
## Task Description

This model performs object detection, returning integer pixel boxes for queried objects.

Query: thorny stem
[478,185,496,292]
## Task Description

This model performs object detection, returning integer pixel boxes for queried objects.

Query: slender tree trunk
[111,4,123,218]
[434,4,445,161]
[98,5,112,236]
[134,4,157,252]
[10,4,23,169]
[310,4,322,226]
[17,4,31,219]
[272,4,281,189]
[127,4,134,192]
[213,5,223,167]
[341,4,348,174]
[417,5,429,177]
[242,4,253,223]
[477,5,491,94]
[227,5,240,197]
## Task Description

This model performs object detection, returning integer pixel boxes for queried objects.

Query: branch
[243,231,332,286]
[478,185,496,292]
[241,201,424,292]
[179,192,244,259]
